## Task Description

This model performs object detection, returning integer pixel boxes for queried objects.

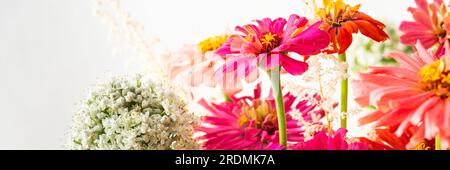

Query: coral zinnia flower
[314,0,389,54]
[353,41,450,149]
[400,0,449,50]
[214,14,330,84]
[195,84,324,150]
[291,128,369,150]
[168,35,242,96]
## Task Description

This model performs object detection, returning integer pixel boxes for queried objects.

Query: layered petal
[399,0,448,49]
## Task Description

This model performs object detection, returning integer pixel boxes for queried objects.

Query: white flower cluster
[284,54,347,129]
[285,54,346,113]
[289,108,326,141]
[69,75,200,150]
[302,123,326,141]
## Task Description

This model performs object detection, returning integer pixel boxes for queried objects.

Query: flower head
[214,14,330,85]
[353,41,450,149]
[198,35,230,54]
[69,75,200,150]
[168,35,242,96]
[195,84,324,150]
[314,0,389,54]
[400,0,450,50]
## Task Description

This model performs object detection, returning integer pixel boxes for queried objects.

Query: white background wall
[0,0,414,149]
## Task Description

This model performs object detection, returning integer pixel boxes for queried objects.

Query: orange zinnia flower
[314,0,389,54]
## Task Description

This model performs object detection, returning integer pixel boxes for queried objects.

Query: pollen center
[314,0,361,27]
[238,100,277,134]
[261,33,280,52]
[418,60,450,98]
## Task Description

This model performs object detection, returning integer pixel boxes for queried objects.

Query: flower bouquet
[69,0,450,150]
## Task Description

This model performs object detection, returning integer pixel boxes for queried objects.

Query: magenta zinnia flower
[291,128,369,150]
[195,84,324,150]
[400,0,449,50]
[353,41,450,149]
[215,14,330,85]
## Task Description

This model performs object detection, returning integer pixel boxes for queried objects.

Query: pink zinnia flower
[168,35,242,96]
[400,0,449,49]
[215,14,330,85]
[353,41,450,149]
[291,128,369,150]
[195,84,324,150]
[168,45,218,87]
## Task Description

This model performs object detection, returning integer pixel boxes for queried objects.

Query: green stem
[436,133,442,150]
[339,53,348,129]
[268,66,287,148]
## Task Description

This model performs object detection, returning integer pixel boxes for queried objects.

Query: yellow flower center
[418,60,450,98]
[314,0,360,27]
[238,100,277,133]
[260,33,280,51]
[197,35,229,54]
[413,142,431,150]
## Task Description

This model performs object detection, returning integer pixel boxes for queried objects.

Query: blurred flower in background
[399,0,450,56]
[167,35,244,99]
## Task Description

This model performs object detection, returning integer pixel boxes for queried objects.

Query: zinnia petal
[280,54,309,76]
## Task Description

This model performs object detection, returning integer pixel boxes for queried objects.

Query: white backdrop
[0,0,413,149]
